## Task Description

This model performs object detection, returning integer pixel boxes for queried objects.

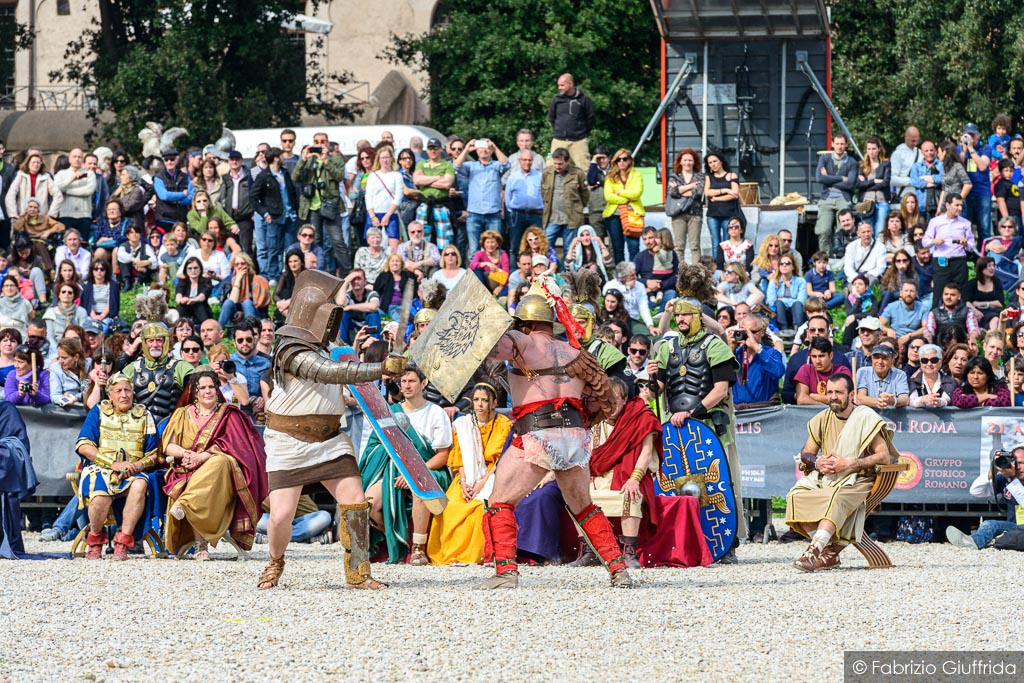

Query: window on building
[57,0,70,16]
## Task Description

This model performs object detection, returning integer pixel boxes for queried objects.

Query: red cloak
[588,397,662,537]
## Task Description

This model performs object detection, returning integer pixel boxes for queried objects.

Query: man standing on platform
[479,279,633,589]
[548,73,595,170]
[785,373,899,572]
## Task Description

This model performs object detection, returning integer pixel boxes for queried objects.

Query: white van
[231,124,446,159]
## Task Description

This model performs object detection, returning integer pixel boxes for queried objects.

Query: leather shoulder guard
[565,349,614,426]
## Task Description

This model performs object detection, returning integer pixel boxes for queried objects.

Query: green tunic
[360,403,453,563]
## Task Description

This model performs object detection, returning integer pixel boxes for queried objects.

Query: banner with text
[734,405,1019,503]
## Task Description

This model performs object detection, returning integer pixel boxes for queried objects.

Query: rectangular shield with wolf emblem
[408,275,513,403]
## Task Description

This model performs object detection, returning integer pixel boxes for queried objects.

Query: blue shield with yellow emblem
[655,420,737,561]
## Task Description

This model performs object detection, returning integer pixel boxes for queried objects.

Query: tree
[385,0,659,157]
[51,0,359,155]
[830,0,1024,148]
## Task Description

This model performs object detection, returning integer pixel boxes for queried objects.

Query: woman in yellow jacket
[602,148,645,263]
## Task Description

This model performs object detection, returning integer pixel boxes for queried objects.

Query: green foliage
[51,0,359,154]
[385,0,660,156]
[831,0,1024,147]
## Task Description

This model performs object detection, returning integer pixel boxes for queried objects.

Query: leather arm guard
[564,349,614,425]
[285,349,384,385]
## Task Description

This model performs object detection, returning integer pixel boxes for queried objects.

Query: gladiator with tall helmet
[257,270,405,591]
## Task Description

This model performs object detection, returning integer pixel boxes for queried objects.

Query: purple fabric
[514,481,564,561]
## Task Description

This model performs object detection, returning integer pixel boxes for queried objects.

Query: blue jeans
[257,510,333,542]
[466,212,502,260]
[870,201,891,236]
[964,193,993,241]
[506,209,542,260]
[706,215,730,248]
[774,300,807,330]
[543,222,576,255]
[50,497,87,538]
[605,213,625,264]
[815,291,846,309]
[971,519,1021,548]
[218,298,259,327]
[340,310,381,344]
[255,215,294,281]
[310,209,350,275]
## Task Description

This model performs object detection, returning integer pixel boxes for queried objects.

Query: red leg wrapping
[113,531,136,549]
[483,503,518,575]
[576,503,627,574]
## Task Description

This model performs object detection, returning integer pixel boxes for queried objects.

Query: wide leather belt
[515,403,584,433]
[266,412,342,443]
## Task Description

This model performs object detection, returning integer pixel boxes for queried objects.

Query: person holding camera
[957,123,994,241]
[294,135,348,276]
[947,448,1024,550]
[3,344,48,406]
[207,343,249,408]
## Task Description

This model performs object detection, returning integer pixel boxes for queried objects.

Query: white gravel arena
[0,527,1013,683]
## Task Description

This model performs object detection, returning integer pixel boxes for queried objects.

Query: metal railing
[0,85,97,111]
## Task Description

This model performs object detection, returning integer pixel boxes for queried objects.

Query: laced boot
[567,537,601,567]
[618,535,641,570]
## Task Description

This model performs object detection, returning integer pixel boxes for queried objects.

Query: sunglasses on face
[920,357,940,364]
[182,346,201,353]
[281,138,295,144]
[780,261,793,266]
[300,233,314,238]
[628,348,647,355]
[451,146,464,153]
[93,266,106,271]
[894,258,909,263]
[909,344,923,351]
[615,157,631,163]
[200,237,213,243]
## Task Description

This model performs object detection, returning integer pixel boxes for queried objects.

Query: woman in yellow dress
[161,369,268,559]
[427,383,511,565]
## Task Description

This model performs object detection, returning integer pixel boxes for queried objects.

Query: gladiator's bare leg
[488,454,549,506]
[552,466,593,515]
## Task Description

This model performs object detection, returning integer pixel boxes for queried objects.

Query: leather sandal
[346,577,388,590]
[193,539,210,561]
[257,555,286,589]
[408,543,429,566]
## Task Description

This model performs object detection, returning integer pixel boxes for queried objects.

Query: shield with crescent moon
[408,274,513,404]
[655,420,738,562]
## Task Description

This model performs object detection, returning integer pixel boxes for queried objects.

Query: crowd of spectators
[6,79,1024,556]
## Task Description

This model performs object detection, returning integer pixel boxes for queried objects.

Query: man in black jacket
[548,73,595,171]
[251,147,297,282]
[220,151,257,267]
[0,140,16,250]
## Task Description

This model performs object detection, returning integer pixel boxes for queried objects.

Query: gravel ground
[0,530,1014,683]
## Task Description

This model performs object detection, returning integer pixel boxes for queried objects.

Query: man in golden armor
[75,372,161,560]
